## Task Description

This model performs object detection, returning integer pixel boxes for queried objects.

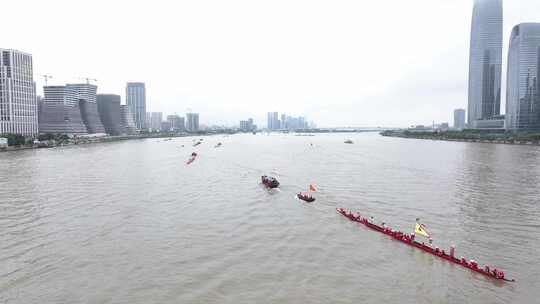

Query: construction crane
[78,77,98,85]
[40,74,53,86]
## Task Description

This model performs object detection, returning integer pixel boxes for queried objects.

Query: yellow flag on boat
[415,222,430,238]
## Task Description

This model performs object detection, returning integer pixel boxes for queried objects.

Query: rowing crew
[338,208,507,280]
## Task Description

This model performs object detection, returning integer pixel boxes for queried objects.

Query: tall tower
[467,0,503,127]
[186,113,199,132]
[505,23,540,130]
[272,112,279,130]
[126,82,146,130]
[0,49,38,136]
[267,112,273,130]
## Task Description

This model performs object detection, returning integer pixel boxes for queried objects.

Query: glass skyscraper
[467,0,503,127]
[505,23,540,130]
[126,82,146,130]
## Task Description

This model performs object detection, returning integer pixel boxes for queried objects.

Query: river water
[1,133,539,303]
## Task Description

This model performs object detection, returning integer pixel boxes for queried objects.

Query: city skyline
[2,0,540,128]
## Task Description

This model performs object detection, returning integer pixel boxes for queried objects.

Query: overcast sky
[4,0,540,127]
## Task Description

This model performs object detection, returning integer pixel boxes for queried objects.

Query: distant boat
[186,152,198,165]
[298,184,316,202]
[344,140,353,144]
[297,193,315,203]
[214,142,222,148]
[193,141,201,147]
[261,175,280,189]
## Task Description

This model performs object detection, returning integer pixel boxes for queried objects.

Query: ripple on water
[1,134,540,303]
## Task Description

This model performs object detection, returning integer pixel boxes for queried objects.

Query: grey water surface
[1,133,539,303]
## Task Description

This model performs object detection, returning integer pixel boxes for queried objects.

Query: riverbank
[380,130,540,146]
[0,131,230,153]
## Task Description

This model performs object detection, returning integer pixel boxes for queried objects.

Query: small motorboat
[344,139,353,144]
[214,142,222,148]
[297,184,316,202]
[297,193,315,203]
[193,141,201,147]
[261,175,280,188]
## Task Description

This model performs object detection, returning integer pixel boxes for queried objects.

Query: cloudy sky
[4,0,540,127]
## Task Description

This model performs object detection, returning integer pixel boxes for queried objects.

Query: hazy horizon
[4,0,540,128]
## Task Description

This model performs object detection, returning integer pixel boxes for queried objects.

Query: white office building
[126,82,146,129]
[0,49,38,135]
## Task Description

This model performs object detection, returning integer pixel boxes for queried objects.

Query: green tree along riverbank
[0,130,237,152]
[380,130,540,145]
[0,133,27,146]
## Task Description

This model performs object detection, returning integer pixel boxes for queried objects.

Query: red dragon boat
[336,208,514,282]
[261,175,280,189]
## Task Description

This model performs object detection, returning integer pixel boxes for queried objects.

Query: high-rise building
[44,85,79,105]
[467,0,503,127]
[273,112,280,130]
[68,83,97,103]
[454,109,466,129]
[126,82,146,129]
[97,94,123,135]
[167,114,184,131]
[186,113,199,132]
[145,113,150,130]
[278,114,309,130]
[0,49,38,135]
[147,112,163,131]
[160,121,172,132]
[69,83,105,134]
[240,118,255,131]
[505,23,540,130]
[266,112,280,130]
[120,105,137,135]
[267,112,273,130]
[39,85,87,134]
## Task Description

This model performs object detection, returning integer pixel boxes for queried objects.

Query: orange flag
[309,184,316,192]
